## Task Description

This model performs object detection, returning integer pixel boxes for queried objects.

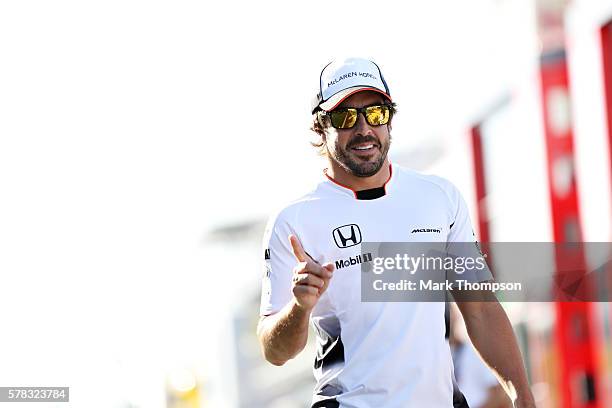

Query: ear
[317,113,330,139]
[316,112,325,127]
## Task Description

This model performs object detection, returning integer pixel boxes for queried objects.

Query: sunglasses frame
[318,103,394,129]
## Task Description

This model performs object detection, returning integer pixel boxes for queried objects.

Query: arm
[257,299,311,366]
[481,385,513,408]
[455,296,535,408]
[257,235,334,366]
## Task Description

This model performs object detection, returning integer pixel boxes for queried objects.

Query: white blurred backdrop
[1,0,611,407]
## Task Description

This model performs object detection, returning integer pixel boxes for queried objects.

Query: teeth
[353,144,374,150]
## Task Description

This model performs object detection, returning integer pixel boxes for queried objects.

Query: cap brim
[319,86,392,112]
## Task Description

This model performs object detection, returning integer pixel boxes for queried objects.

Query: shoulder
[263,185,325,238]
[393,165,462,205]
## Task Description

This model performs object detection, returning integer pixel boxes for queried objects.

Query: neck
[326,158,391,191]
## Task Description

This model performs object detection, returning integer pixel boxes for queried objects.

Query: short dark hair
[309,103,397,156]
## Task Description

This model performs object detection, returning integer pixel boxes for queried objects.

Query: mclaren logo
[332,224,362,248]
[411,228,441,233]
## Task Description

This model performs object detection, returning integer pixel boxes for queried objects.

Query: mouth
[350,142,379,156]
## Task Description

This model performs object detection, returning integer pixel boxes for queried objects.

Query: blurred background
[0,0,611,407]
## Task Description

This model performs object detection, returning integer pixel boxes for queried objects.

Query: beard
[329,133,391,177]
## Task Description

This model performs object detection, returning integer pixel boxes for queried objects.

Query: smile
[353,144,375,150]
[350,143,379,153]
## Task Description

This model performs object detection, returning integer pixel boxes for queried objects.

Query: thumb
[289,234,310,263]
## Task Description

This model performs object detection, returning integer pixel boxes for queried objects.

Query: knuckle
[308,266,321,277]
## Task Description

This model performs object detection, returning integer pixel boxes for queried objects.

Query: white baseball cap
[311,57,392,113]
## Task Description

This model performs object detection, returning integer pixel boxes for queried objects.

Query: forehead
[337,90,388,109]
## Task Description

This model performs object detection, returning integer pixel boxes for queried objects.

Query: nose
[353,111,375,135]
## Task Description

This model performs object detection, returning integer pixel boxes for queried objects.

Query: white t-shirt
[260,163,483,408]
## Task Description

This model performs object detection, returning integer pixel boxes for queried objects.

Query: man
[256,57,535,408]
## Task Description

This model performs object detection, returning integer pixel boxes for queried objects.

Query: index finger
[289,234,311,263]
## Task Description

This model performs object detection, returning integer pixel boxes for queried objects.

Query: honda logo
[332,224,362,248]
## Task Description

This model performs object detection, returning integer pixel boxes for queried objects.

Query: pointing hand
[289,235,334,311]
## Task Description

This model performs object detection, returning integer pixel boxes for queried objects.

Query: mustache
[347,136,380,148]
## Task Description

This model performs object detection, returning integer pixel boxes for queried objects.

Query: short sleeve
[447,184,476,243]
[444,181,492,284]
[259,210,297,316]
